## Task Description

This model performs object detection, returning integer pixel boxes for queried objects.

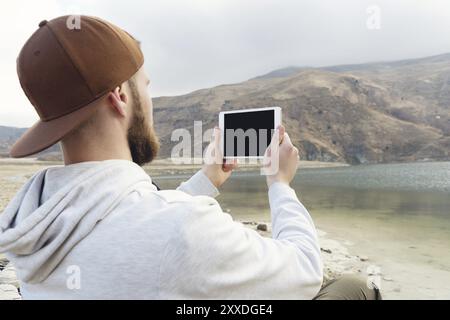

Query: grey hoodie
[0,159,322,299]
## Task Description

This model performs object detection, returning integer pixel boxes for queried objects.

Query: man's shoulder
[125,189,227,243]
[133,188,221,219]
[151,189,218,206]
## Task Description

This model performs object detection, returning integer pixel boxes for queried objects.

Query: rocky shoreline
[0,220,376,300]
[0,255,20,300]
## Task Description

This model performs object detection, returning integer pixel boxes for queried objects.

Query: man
[0,15,380,300]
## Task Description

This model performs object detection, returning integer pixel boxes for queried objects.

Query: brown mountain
[153,53,450,164]
[1,53,449,164]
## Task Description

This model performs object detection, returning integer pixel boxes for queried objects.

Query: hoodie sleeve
[158,182,323,299]
[176,170,219,198]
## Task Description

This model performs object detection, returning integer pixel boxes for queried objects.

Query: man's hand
[202,127,238,188]
[263,125,299,187]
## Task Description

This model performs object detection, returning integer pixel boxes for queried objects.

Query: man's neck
[61,142,132,165]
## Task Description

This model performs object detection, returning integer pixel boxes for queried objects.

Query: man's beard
[127,82,160,166]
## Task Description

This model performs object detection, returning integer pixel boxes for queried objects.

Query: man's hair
[127,76,140,109]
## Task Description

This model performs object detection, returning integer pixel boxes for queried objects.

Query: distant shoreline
[0,157,349,176]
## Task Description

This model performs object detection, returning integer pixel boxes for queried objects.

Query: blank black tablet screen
[224,110,274,157]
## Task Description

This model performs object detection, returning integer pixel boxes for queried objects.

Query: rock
[0,264,20,289]
[256,223,268,232]
[322,273,333,284]
[321,248,333,254]
[0,284,21,300]
[0,255,8,271]
[359,255,369,262]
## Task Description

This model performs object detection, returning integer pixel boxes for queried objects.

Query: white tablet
[219,106,282,159]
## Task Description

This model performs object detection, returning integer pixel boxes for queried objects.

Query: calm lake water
[151,162,450,299]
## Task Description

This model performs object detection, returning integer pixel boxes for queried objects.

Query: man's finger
[213,126,220,143]
[222,164,235,172]
[267,125,284,153]
[277,125,285,144]
[281,132,292,147]
[213,127,223,162]
[222,158,237,172]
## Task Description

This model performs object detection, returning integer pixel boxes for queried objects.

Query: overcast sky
[1,0,450,127]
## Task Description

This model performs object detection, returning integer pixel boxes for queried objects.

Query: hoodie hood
[0,159,152,284]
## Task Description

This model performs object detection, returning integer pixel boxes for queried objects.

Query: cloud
[1,0,450,126]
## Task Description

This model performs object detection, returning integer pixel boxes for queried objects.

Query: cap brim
[9,101,100,158]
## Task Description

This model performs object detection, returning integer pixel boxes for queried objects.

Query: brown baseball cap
[10,15,144,158]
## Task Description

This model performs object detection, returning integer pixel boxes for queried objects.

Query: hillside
[0,126,26,157]
[153,53,450,164]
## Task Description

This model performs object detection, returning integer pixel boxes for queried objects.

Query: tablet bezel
[219,106,281,159]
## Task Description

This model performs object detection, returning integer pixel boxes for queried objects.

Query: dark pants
[313,275,382,300]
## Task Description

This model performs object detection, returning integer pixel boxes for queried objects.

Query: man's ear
[108,86,128,117]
